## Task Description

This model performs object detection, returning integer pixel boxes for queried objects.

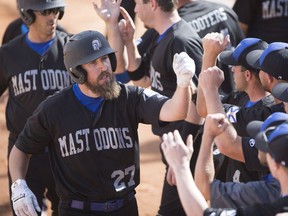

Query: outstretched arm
[93,0,126,73]
[196,33,230,117]
[199,66,244,162]
[161,130,208,216]
[159,52,195,121]
[119,7,151,87]
[194,113,230,200]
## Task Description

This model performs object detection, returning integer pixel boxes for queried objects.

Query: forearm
[185,100,205,125]
[106,22,126,73]
[204,88,224,115]
[203,91,245,162]
[159,86,190,122]
[125,41,150,87]
[214,131,245,162]
[196,54,219,117]
[174,164,208,216]
[195,133,215,200]
[9,146,31,182]
[126,40,141,72]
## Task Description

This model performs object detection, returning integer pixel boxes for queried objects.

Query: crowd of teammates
[2,0,288,216]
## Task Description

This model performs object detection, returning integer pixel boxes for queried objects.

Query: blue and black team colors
[15,84,169,216]
[0,30,73,215]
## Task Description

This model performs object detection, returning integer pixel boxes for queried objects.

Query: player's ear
[150,0,157,10]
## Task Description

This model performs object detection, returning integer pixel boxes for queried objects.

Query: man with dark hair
[0,0,72,215]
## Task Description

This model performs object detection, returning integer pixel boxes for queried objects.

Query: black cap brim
[254,132,269,153]
[246,120,263,138]
[218,51,238,66]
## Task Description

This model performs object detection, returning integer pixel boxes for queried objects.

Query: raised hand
[199,66,225,93]
[93,0,122,23]
[173,52,195,88]
[202,32,230,57]
[204,113,230,138]
[161,130,193,171]
[119,7,135,45]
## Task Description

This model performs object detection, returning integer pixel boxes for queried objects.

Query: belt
[68,192,135,213]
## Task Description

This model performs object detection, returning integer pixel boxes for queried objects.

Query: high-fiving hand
[173,52,196,87]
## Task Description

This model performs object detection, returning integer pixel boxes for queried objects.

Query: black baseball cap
[218,38,268,70]
[246,42,288,81]
[246,112,288,155]
[272,82,288,103]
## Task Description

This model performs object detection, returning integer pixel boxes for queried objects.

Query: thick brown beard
[85,74,121,100]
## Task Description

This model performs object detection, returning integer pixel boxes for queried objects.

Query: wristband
[127,60,146,81]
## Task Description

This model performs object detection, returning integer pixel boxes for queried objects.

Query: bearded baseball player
[8,30,195,216]
[0,0,74,215]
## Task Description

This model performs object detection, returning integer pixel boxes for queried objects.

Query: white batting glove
[11,179,41,216]
[173,52,196,87]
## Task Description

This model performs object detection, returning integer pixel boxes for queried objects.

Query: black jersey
[233,0,288,43]
[140,20,203,136]
[15,84,168,201]
[0,31,73,142]
[178,0,244,47]
[217,93,275,183]
[223,93,276,137]
[178,1,245,95]
[145,19,203,98]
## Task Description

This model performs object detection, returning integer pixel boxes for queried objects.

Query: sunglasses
[37,8,61,16]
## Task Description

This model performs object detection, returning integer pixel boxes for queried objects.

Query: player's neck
[27,27,56,43]
[246,84,270,102]
[155,10,181,34]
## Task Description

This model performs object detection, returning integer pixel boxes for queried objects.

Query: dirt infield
[0,0,234,215]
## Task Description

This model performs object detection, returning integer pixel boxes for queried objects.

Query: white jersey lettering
[11,69,71,96]
[150,64,163,91]
[262,0,288,19]
[58,129,91,157]
[189,7,228,33]
[58,127,134,157]
[93,127,134,151]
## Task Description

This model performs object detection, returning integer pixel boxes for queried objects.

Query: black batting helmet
[18,0,65,25]
[63,30,117,84]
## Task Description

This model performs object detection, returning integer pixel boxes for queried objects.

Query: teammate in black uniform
[0,0,74,215]
[216,37,274,183]
[8,30,195,216]
[118,1,203,215]
[233,0,288,43]
[137,0,244,95]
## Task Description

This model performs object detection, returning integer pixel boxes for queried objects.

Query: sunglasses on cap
[36,7,61,16]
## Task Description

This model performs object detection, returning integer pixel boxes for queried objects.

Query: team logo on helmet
[92,39,102,51]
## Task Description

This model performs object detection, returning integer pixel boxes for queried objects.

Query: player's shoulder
[42,86,73,107]
[0,34,25,54]
[55,30,72,45]
[173,20,202,42]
